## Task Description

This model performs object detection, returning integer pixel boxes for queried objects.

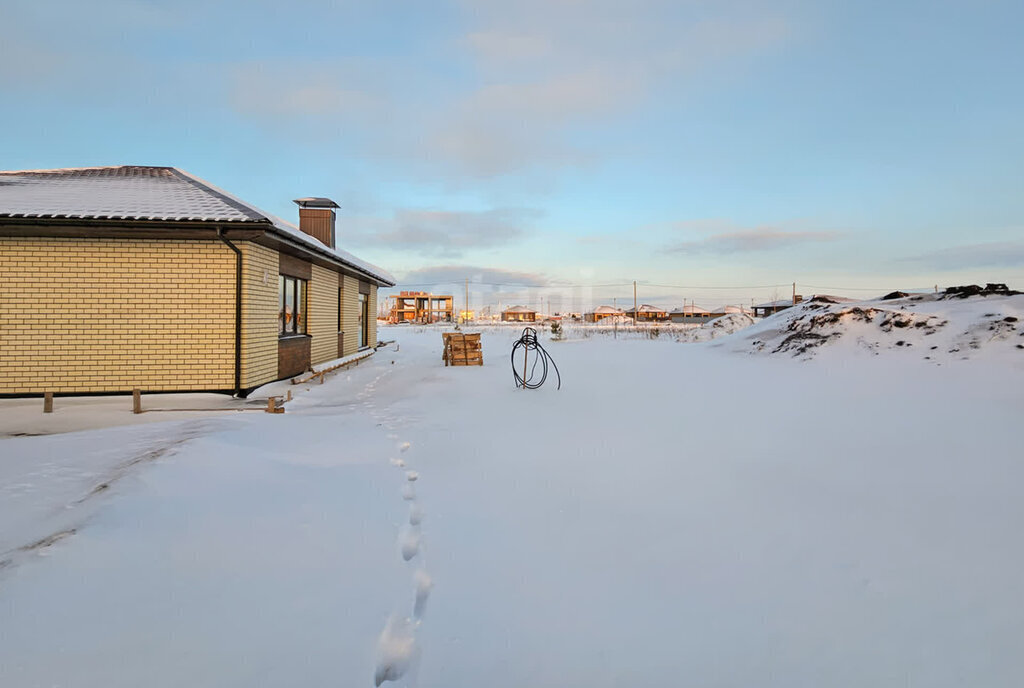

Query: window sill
[279,334,311,341]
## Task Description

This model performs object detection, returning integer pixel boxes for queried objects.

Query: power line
[391,281,634,289]
[800,284,934,292]
[641,282,791,290]
[391,281,790,290]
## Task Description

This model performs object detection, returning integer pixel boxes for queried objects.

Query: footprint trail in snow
[374,437,433,686]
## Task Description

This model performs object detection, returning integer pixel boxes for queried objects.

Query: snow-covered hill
[720,286,1024,363]
[676,312,756,342]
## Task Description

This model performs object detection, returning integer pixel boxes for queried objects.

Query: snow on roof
[754,299,797,308]
[0,165,395,285]
[0,166,263,222]
[588,305,624,314]
[628,304,667,313]
[808,294,858,303]
[670,305,710,314]
[175,168,395,286]
[293,197,339,208]
[711,305,753,314]
[504,305,536,313]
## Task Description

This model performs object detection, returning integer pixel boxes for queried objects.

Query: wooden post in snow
[132,388,142,414]
[43,392,53,414]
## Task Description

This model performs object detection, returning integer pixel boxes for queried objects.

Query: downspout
[217,229,243,396]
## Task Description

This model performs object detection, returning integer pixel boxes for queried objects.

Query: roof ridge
[167,168,268,223]
[0,165,175,175]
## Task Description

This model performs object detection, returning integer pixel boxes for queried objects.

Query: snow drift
[721,288,1024,363]
[676,312,756,342]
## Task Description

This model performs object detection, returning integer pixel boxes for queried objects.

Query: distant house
[753,296,803,317]
[624,304,669,322]
[0,165,394,396]
[584,305,624,322]
[501,305,537,322]
[806,294,857,305]
[669,305,712,324]
[710,305,754,319]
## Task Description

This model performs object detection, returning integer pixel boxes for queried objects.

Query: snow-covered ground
[2,297,1023,687]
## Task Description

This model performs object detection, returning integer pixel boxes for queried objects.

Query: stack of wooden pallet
[442,332,483,366]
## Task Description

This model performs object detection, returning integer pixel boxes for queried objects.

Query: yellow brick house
[0,166,394,396]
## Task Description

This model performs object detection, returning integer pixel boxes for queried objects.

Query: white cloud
[899,241,1024,270]
[394,265,551,287]
[668,228,842,254]
[4,0,799,182]
[345,207,543,258]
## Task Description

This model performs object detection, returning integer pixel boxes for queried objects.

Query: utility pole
[613,297,618,338]
[792,282,796,306]
[633,280,637,326]
[465,278,469,324]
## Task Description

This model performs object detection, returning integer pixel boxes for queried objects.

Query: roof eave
[263,228,395,287]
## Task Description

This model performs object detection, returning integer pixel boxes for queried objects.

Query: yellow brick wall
[239,241,279,389]
[340,275,360,355]
[0,237,235,394]
[309,265,339,365]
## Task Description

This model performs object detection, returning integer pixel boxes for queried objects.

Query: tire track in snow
[0,421,215,573]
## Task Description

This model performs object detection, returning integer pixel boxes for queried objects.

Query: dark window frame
[358,292,369,348]
[279,274,308,336]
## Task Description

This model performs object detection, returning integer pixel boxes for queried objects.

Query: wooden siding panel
[340,275,360,355]
[368,285,378,347]
[277,336,311,378]
[309,265,339,365]
[298,208,334,248]
[279,252,312,280]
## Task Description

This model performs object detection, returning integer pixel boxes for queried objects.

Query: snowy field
[2,294,1024,687]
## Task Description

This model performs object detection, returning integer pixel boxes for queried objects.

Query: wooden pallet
[442,332,483,366]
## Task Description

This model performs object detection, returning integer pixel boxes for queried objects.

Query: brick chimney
[293,197,339,248]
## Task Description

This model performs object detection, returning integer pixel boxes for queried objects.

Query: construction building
[386,291,454,324]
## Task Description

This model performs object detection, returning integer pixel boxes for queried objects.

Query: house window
[279,274,307,336]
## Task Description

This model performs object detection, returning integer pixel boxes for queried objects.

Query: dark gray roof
[0,166,265,222]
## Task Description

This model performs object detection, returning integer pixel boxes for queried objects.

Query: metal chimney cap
[293,197,339,208]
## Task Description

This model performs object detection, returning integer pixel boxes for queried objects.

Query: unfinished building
[386,291,454,324]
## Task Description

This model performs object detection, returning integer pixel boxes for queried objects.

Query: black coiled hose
[510,327,561,390]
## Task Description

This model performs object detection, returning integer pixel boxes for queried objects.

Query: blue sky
[2,0,1022,310]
